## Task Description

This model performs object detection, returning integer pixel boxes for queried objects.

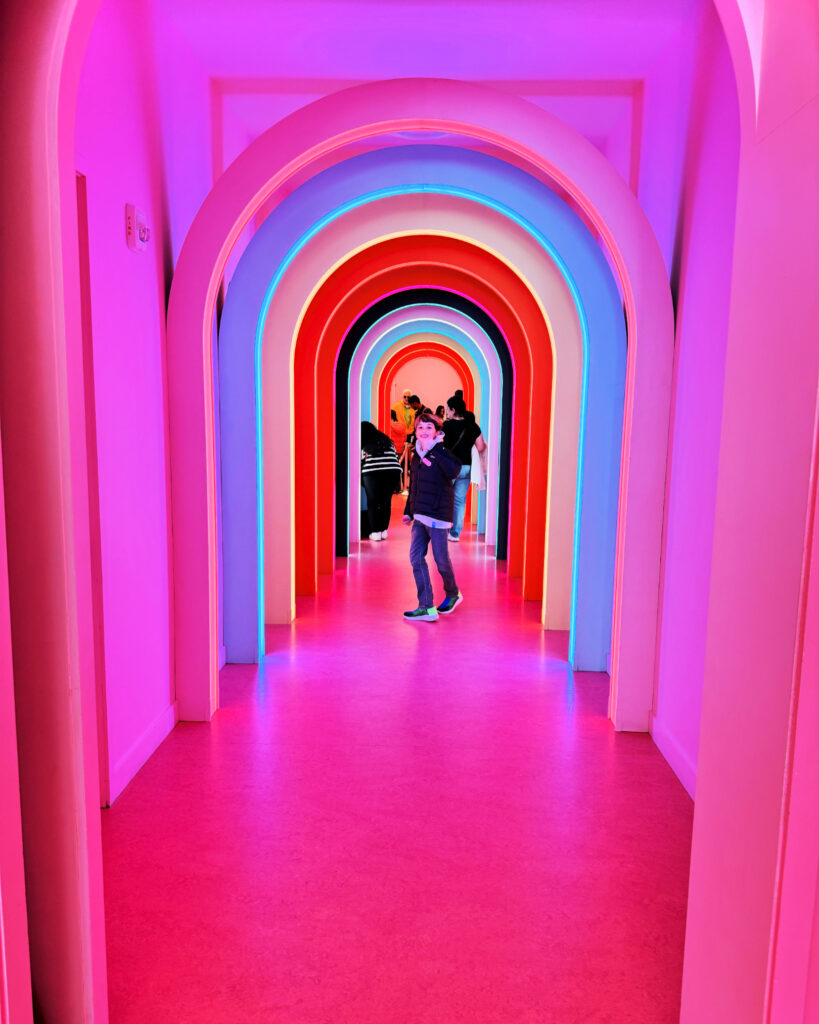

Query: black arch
[335,288,514,559]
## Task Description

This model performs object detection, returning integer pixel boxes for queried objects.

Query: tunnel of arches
[193,81,671,737]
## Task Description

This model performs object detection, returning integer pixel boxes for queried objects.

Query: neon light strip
[255,185,591,663]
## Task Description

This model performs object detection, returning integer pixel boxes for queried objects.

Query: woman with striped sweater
[361,421,401,540]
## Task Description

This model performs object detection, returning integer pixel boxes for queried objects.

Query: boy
[401,413,464,622]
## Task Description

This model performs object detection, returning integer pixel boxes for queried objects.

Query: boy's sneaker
[448,533,460,542]
[437,593,463,615]
[403,607,438,623]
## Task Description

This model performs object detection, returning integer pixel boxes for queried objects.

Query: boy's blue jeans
[450,465,472,538]
[409,521,459,608]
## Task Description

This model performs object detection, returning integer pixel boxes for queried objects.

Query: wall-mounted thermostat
[125,203,150,252]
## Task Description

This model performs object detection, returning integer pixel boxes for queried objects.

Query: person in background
[389,408,407,451]
[434,405,446,420]
[401,413,463,621]
[442,389,487,542]
[361,421,401,541]
[391,388,416,440]
[391,389,417,493]
[406,396,430,446]
[408,395,429,419]
[390,410,410,493]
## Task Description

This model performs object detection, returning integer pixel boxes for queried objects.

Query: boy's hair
[415,411,443,432]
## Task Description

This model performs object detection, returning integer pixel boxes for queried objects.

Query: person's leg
[408,521,435,608]
[362,475,378,532]
[450,465,471,539]
[383,469,401,529]
[402,438,412,491]
[362,473,381,534]
[429,527,459,598]
[373,471,394,532]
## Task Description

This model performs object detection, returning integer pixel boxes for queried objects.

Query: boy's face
[415,420,437,444]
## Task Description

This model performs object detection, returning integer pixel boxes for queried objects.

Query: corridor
[102,517,693,1023]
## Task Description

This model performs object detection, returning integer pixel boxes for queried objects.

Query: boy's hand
[401,515,412,525]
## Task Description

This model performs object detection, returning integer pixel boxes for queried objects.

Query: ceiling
[155,0,708,192]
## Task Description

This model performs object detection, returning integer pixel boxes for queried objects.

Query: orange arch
[378,341,475,433]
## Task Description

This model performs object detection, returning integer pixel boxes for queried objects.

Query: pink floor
[101,509,693,1022]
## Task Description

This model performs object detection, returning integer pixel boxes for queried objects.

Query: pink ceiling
[160,0,703,80]
[154,0,706,193]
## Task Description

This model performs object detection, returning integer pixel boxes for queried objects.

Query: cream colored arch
[259,193,581,627]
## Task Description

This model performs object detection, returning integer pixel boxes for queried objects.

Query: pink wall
[389,355,467,415]
[0,426,33,1024]
[636,15,699,273]
[650,7,739,797]
[769,393,819,1022]
[680,14,819,1018]
[0,0,110,1016]
[152,13,215,266]
[76,0,180,801]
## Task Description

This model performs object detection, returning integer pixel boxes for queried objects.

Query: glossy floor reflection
[102,510,693,1022]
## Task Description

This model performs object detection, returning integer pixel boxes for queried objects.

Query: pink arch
[164,78,675,731]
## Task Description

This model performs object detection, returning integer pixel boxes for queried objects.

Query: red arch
[291,234,553,604]
[378,341,475,433]
[294,247,533,590]
[299,249,546,593]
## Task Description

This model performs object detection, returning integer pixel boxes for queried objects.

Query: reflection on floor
[102,514,693,1023]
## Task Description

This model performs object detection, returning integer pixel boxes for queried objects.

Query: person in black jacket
[401,412,464,622]
[361,421,401,540]
[442,389,488,542]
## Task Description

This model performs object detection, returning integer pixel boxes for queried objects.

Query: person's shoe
[381,530,388,540]
[437,593,463,615]
[403,607,438,623]
[371,531,382,541]
[448,533,460,542]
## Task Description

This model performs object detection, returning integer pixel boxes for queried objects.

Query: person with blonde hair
[391,388,416,439]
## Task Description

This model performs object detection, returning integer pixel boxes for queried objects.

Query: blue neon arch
[218,145,624,670]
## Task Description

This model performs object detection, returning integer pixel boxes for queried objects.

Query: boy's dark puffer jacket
[404,443,462,523]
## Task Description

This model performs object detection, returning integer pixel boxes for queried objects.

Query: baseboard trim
[109,701,178,803]
[650,713,697,799]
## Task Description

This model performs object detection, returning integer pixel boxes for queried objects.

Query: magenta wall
[769,406,819,1021]
[650,8,740,796]
[680,1,819,1015]
[0,426,33,1021]
[75,0,195,800]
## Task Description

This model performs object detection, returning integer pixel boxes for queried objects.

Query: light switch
[125,203,150,252]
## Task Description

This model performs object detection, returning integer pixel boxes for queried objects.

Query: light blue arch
[356,313,500,534]
[358,319,496,530]
[219,145,625,672]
